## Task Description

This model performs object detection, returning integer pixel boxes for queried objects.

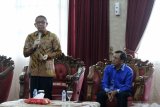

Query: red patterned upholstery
[0,56,14,103]
[19,54,85,101]
[86,56,154,107]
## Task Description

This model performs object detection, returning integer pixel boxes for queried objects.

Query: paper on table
[33,93,45,99]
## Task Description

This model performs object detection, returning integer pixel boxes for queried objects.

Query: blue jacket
[101,64,133,93]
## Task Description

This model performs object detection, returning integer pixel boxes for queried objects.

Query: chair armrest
[135,75,149,84]
[86,65,102,101]
[19,66,30,98]
[66,66,85,90]
[19,71,26,98]
[133,75,150,101]
[143,75,153,101]
[19,72,25,81]
[67,67,85,80]
[68,66,85,101]
[0,65,14,79]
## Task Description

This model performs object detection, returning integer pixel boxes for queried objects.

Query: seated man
[96,50,133,107]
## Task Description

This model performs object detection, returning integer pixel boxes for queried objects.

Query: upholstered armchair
[86,56,154,107]
[0,55,14,103]
[19,54,85,101]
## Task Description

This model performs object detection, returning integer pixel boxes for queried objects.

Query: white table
[129,102,160,107]
[0,99,100,107]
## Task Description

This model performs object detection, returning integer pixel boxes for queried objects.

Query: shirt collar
[35,31,49,36]
[111,63,125,71]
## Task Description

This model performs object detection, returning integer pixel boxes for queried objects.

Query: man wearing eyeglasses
[23,15,62,99]
[96,50,133,107]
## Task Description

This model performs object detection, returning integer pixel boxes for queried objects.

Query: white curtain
[0,0,68,101]
[137,0,160,103]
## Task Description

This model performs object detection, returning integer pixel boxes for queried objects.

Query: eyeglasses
[35,21,47,24]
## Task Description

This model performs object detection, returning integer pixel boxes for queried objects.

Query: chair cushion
[55,63,68,80]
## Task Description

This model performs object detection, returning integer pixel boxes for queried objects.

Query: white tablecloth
[0,99,100,107]
[130,102,160,107]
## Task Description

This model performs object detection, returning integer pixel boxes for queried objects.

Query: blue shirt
[101,64,133,93]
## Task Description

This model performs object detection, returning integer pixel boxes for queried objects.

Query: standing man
[96,50,133,107]
[23,15,62,99]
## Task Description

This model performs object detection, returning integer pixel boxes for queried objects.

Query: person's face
[112,53,123,66]
[34,17,48,32]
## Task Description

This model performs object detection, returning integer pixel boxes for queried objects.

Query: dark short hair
[115,50,127,62]
[35,15,47,22]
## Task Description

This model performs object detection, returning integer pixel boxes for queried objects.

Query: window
[137,0,160,62]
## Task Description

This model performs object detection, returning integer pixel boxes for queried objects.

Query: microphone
[37,32,42,48]
[38,32,42,40]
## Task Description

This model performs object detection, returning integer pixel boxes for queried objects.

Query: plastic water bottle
[62,90,66,102]
[33,89,37,98]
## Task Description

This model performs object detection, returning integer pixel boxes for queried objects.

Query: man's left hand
[40,54,48,61]
[107,90,118,102]
[43,54,48,60]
